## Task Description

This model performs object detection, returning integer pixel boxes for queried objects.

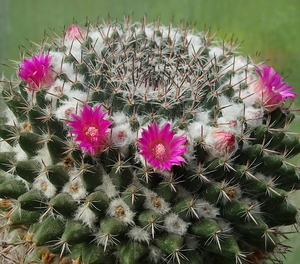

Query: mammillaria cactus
[0,18,299,264]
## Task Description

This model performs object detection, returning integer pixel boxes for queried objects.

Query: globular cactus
[0,17,299,264]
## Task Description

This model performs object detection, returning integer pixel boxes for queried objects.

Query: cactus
[0,18,299,264]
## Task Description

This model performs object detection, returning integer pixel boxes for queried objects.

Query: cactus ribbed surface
[0,18,299,264]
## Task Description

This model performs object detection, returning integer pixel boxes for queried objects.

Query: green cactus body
[0,19,299,264]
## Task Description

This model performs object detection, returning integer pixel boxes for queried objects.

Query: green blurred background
[0,0,299,263]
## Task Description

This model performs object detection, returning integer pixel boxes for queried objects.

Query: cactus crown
[0,18,299,264]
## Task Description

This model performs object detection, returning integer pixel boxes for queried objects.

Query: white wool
[148,245,164,263]
[194,199,219,219]
[62,173,87,200]
[0,173,16,182]
[187,33,203,56]
[135,153,153,172]
[65,40,83,62]
[70,49,83,64]
[12,144,28,161]
[216,219,232,232]
[216,116,243,135]
[111,123,134,150]
[187,121,209,141]
[107,198,135,224]
[182,134,196,166]
[217,102,244,134]
[229,71,252,92]
[221,55,250,75]
[0,140,13,153]
[99,174,119,198]
[112,112,130,125]
[64,38,82,52]
[184,235,199,250]
[195,110,211,125]
[163,213,189,235]
[237,86,257,107]
[169,28,182,43]
[254,172,270,182]
[60,62,85,85]
[94,229,120,249]
[49,51,65,74]
[136,122,150,138]
[74,204,97,228]
[217,95,232,110]
[127,226,151,243]
[239,197,262,220]
[144,26,156,40]
[0,227,29,262]
[220,102,244,120]
[158,169,173,179]
[35,145,54,165]
[55,100,78,120]
[32,174,57,199]
[46,79,72,101]
[136,114,146,127]
[143,189,170,215]
[232,56,250,72]
[157,26,181,42]
[68,89,89,103]
[208,46,224,60]
[175,186,192,200]
[88,31,105,56]
[3,108,18,126]
[244,106,264,129]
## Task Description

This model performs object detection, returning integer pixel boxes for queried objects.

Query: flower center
[151,143,168,162]
[85,126,100,143]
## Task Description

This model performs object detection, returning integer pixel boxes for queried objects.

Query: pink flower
[252,64,296,110]
[136,121,187,171]
[18,53,54,90]
[65,25,87,41]
[68,104,113,155]
[210,130,237,156]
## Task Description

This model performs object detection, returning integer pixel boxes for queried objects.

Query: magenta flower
[252,64,296,110]
[136,121,187,171]
[18,53,54,90]
[65,24,87,41]
[68,104,113,155]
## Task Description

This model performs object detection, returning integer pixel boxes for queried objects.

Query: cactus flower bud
[65,24,87,41]
[207,129,237,157]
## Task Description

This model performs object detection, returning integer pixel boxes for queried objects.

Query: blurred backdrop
[0,0,300,263]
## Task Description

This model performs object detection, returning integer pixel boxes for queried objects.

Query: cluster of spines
[0,18,299,264]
